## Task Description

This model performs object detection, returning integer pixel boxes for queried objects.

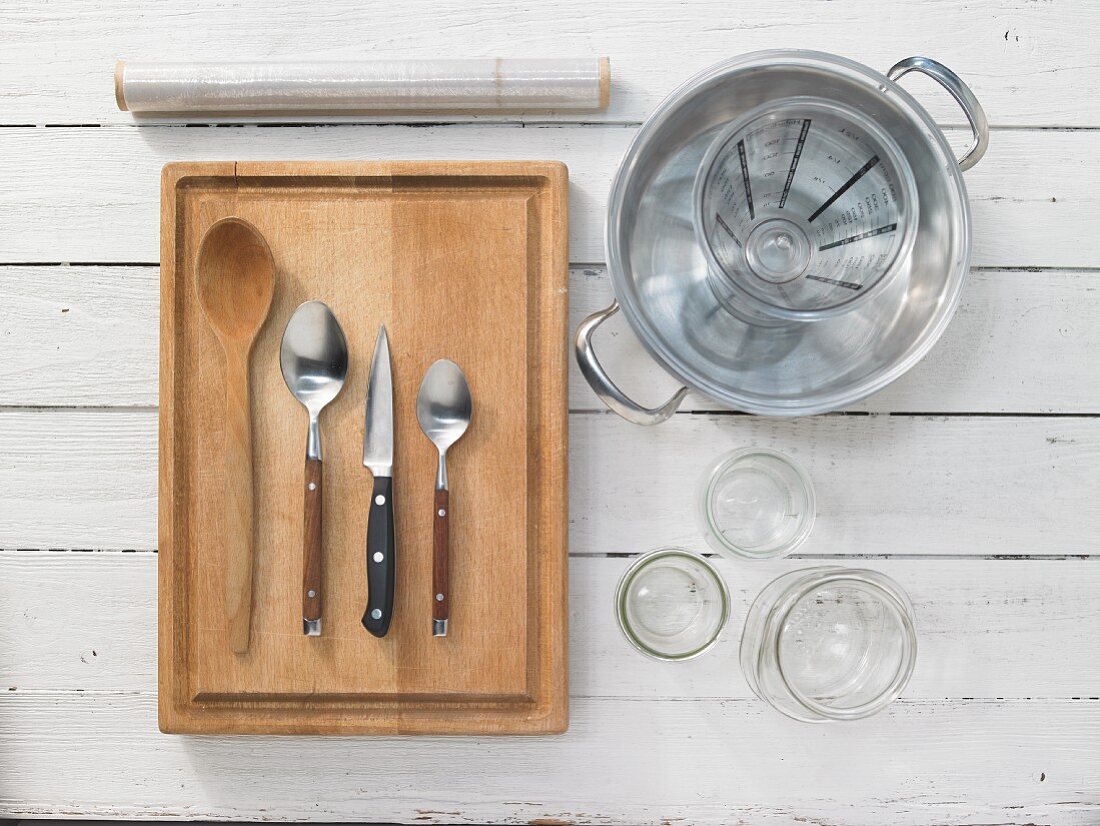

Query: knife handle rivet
[307,589,316,598]
[438,508,446,517]
[436,593,444,601]
[371,609,382,620]
[308,482,317,491]
[375,494,386,506]
[373,552,384,563]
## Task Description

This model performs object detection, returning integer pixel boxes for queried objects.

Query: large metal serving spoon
[416,360,472,637]
[280,301,349,637]
[195,217,276,655]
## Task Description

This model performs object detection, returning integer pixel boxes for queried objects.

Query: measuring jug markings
[819,223,898,251]
[807,154,881,222]
[737,139,755,219]
[805,274,862,291]
[715,213,742,247]
[778,118,812,209]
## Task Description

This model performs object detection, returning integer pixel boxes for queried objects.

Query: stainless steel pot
[576,51,988,424]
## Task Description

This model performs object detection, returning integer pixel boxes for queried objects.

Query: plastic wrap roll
[115,58,610,113]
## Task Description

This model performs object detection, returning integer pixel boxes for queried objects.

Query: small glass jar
[741,567,917,722]
[615,548,730,661]
[698,447,816,560]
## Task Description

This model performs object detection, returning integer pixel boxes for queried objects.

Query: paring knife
[362,325,396,637]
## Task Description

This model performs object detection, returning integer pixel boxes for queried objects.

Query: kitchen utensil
[116,58,610,114]
[698,448,815,560]
[615,549,730,661]
[415,359,473,637]
[576,51,988,424]
[362,325,396,638]
[194,216,275,654]
[741,567,917,722]
[695,97,918,322]
[279,300,349,636]
[159,161,568,735]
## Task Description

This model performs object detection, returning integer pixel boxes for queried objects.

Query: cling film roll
[115,58,610,114]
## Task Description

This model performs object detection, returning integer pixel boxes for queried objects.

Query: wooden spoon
[195,217,275,654]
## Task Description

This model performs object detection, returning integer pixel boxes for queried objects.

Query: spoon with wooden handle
[416,359,472,637]
[195,217,275,654]
[279,301,348,637]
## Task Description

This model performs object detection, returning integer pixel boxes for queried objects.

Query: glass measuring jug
[695,97,919,322]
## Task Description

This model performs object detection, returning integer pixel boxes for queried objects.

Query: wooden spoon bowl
[196,218,277,342]
[195,217,276,654]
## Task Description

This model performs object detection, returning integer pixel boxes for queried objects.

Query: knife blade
[361,325,395,637]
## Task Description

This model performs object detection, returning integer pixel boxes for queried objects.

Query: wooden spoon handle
[224,347,254,654]
[302,457,323,635]
[432,488,449,636]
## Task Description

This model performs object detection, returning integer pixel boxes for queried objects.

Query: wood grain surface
[158,161,569,734]
[193,216,276,655]
[0,127,1096,266]
[302,457,323,628]
[2,0,1098,127]
[2,266,1097,413]
[7,553,1100,699]
[432,487,450,628]
[2,690,1097,825]
[4,410,1094,556]
[1,0,1099,821]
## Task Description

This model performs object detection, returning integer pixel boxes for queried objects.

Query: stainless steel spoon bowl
[416,359,472,637]
[417,360,472,487]
[280,300,349,636]
[281,301,349,453]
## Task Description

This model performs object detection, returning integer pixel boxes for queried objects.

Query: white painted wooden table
[1,1,1099,823]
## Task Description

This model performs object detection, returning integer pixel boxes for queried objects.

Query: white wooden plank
[569,267,1100,414]
[0,127,1095,267]
[3,551,1099,700]
[572,413,1100,558]
[0,265,158,407]
[4,266,1097,414]
[0,690,1095,825]
[0,410,156,550]
[1,0,1097,126]
[0,4,1095,825]
[0,410,1095,555]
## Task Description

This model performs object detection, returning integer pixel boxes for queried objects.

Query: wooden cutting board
[158,161,568,734]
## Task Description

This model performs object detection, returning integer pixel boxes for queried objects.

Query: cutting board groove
[158,161,568,734]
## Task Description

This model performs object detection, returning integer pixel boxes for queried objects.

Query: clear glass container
[695,97,919,323]
[741,566,917,722]
[615,548,730,661]
[698,448,815,559]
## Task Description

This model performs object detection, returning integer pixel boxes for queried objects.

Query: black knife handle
[362,475,395,637]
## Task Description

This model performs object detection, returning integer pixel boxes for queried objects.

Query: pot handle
[575,300,689,426]
[887,56,989,171]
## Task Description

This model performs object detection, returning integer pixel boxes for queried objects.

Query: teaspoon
[415,359,472,637]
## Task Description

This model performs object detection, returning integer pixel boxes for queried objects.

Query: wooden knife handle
[433,488,449,636]
[224,347,254,654]
[302,457,322,635]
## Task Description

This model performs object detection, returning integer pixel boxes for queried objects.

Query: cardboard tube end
[598,57,611,109]
[114,60,128,111]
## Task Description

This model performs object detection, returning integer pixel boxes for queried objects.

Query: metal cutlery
[279,301,349,636]
[361,326,396,637]
[415,359,472,637]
